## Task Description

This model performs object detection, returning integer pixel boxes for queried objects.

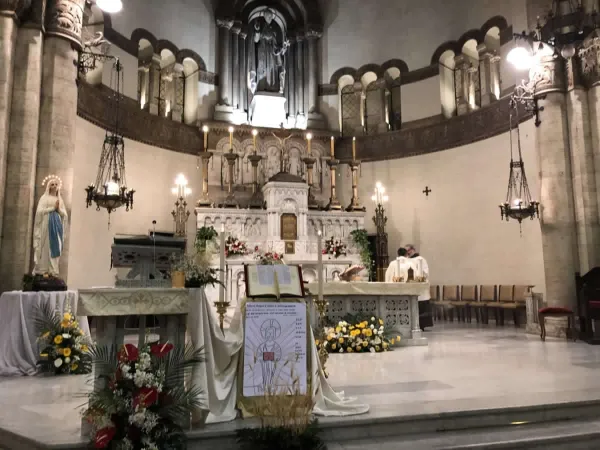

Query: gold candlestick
[222,151,239,208]
[313,297,330,377]
[248,153,263,208]
[197,152,213,207]
[346,160,365,212]
[326,158,342,210]
[303,156,320,210]
[214,300,230,332]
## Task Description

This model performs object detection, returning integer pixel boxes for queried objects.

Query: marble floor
[2,324,600,448]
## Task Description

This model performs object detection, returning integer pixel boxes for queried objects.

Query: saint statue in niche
[248,8,289,95]
[33,175,68,276]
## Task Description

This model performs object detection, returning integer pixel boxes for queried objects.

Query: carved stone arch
[431,40,461,65]
[156,39,180,57]
[330,67,357,86]
[176,49,207,72]
[217,0,323,29]
[456,29,485,51]
[480,16,509,36]
[380,59,409,75]
[356,63,384,81]
[216,136,242,153]
[130,28,158,49]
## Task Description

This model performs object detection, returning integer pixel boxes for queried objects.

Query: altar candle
[317,230,323,301]
[228,126,234,152]
[202,125,209,151]
[252,129,258,154]
[352,137,356,161]
[330,136,335,158]
[219,224,225,303]
[306,132,312,155]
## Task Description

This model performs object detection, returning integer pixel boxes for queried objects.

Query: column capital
[580,30,600,87]
[239,30,247,39]
[230,20,241,34]
[216,17,234,29]
[531,54,566,95]
[295,31,305,42]
[305,27,322,40]
[0,0,30,20]
[45,0,85,49]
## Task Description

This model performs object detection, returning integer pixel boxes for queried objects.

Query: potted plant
[170,252,224,289]
[169,254,187,288]
[350,229,372,280]
[195,226,218,253]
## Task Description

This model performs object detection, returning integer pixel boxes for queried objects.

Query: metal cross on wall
[423,186,432,197]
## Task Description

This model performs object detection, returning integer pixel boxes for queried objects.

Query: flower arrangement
[323,237,347,259]
[169,252,223,288]
[254,247,284,265]
[34,303,92,375]
[83,342,205,450]
[318,316,400,354]
[195,226,218,252]
[224,235,249,257]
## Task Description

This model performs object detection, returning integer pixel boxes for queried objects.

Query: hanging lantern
[85,59,135,223]
[499,99,540,226]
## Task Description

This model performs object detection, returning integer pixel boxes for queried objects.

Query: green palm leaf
[88,344,119,377]
[161,343,205,388]
[33,302,62,336]
[159,385,204,426]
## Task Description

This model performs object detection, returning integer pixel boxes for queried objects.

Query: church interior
[2,0,600,448]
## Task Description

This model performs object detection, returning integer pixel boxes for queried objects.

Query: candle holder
[313,296,329,377]
[214,300,230,332]
[197,152,213,207]
[346,160,365,212]
[302,156,321,210]
[326,159,342,210]
[222,152,239,208]
[248,153,264,209]
[171,174,191,237]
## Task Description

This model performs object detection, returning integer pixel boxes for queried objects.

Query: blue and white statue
[33,175,68,276]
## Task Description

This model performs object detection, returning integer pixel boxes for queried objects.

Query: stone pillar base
[307,112,326,129]
[541,316,571,339]
[214,104,234,122]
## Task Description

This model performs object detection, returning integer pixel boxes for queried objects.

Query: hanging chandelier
[85,59,135,222]
[499,98,539,226]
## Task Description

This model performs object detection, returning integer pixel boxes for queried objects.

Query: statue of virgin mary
[33,176,68,276]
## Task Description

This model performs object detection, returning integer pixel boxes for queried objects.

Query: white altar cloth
[187,289,369,423]
[0,291,90,376]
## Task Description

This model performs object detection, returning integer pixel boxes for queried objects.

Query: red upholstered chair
[538,307,576,341]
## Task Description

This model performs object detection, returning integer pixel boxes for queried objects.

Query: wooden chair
[441,285,459,321]
[430,285,442,321]
[480,285,498,324]
[460,285,481,323]
[497,285,527,326]
[445,285,468,321]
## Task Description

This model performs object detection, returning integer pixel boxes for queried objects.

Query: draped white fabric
[0,291,91,376]
[187,289,369,423]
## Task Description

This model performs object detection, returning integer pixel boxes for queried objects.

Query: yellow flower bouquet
[318,315,400,354]
[35,303,92,375]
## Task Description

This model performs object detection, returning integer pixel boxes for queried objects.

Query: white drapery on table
[0,290,91,376]
[187,289,369,423]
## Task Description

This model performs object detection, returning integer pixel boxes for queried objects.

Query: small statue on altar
[33,175,68,276]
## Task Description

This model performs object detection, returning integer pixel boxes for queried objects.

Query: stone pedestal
[249,92,287,128]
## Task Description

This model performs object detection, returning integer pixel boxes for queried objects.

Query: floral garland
[83,342,204,450]
[35,304,92,375]
[224,235,249,257]
[317,316,400,354]
[323,237,347,259]
[254,247,284,265]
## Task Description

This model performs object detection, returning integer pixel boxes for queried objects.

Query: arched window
[364,80,385,135]
[341,84,361,137]
[461,39,481,111]
[158,49,176,118]
[483,27,502,103]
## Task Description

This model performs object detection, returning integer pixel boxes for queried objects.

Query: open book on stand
[244,264,305,299]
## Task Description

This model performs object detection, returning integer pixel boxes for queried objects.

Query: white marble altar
[306,282,429,346]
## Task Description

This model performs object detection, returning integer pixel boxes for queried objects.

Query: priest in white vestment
[406,244,433,330]
[385,247,410,282]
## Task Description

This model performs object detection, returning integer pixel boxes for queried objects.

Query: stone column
[478,44,493,106]
[296,34,305,126]
[490,54,502,101]
[303,38,310,120]
[137,63,150,110]
[239,31,247,114]
[216,19,233,107]
[534,56,579,317]
[148,55,161,115]
[0,2,43,292]
[467,65,480,111]
[36,0,85,280]
[288,37,296,125]
[0,2,19,258]
[306,28,324,128]
[172,64,184,123]
[231,22,240,111]
[454,55,469,116]
[565,57,600,274]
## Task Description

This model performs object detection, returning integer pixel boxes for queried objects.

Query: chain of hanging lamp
[499,98,540,229]
[85,58,135,224]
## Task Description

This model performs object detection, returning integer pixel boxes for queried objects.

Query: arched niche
[338,74,360,137]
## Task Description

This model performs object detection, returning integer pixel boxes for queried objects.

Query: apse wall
[336,119,546,296]
[68,118,202,289]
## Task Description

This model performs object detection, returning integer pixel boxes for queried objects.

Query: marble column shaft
[148,57,161,115]
[307,32,319,114]
[239,32,247,112]
[231,25,240,110]
[288,39,296,117]
[536,92,579,310]
[0,15,17,258]
[303,38,309,116]
[478,47,492,106]
[0,25,43,292]
[217,20,233,106]
[489,55,502,100]
[296,37,305,115]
